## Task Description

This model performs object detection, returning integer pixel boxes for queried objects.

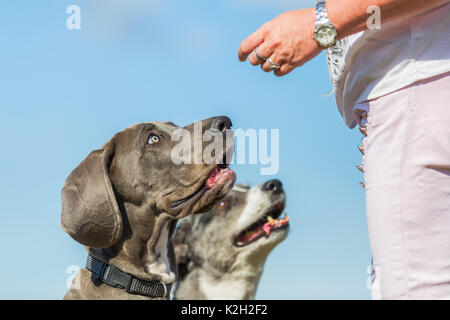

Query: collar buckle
[103,265,132,290]
[86,255,171,298]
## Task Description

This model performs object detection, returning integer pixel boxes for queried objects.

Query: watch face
[315,24,337,47]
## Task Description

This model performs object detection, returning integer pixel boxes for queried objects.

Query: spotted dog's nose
[210,116,232,132]
[262,179,283,193]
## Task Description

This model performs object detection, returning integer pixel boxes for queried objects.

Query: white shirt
[327,3,450,128]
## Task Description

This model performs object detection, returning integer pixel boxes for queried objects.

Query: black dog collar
[86,255,172,299]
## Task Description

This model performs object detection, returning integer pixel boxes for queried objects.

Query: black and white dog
[173,180,289,300]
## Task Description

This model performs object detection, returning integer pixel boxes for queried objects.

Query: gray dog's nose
[210,116,232,132]
[262,179,283,193]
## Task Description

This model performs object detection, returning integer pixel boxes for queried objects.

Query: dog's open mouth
[234,202,289,247]
[169,164,235,210]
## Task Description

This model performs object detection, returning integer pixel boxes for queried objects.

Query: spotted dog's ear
[61,139,122,248]
[173,218,194,281]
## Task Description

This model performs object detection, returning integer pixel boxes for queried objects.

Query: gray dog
[173,180,289,300]
[61,116,236,300]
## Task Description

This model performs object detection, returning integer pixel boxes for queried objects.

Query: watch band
[315,0,330,25]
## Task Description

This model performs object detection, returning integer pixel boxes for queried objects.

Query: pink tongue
[206,167,220,189]
[262,222,272,237]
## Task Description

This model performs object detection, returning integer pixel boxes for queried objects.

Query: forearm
[237,0,448,75]
[326,0,447,39]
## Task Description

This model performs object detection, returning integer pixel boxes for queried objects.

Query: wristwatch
[313,0,338,48]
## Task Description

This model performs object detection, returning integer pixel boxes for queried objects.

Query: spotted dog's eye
[217,200,230,210]
[147,134,160,144]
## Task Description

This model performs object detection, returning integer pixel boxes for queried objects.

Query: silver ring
[253,47,267,62]
[267,57,280,71]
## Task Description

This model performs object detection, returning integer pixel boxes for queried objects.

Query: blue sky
[0,0,371,299]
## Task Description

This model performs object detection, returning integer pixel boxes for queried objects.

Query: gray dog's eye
[147,134,160,144]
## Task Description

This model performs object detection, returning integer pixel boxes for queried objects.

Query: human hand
[238,9,322,76]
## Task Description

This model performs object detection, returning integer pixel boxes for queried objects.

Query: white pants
[354,72,450,299]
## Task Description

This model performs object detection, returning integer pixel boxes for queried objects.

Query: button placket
[356,110,368,189]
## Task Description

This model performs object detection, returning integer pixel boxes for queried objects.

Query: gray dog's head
[174,179,289,278]
[61,116,236,249]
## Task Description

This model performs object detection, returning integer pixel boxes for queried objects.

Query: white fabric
[356,72,450,299]
[327,2,450,128]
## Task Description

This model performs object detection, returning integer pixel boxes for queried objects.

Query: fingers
[238,21,308,76]
[274,64,295,77]
[260,55,282,72]
[261,61,274,73]
[238,28,265,62]
[248,43,273,66]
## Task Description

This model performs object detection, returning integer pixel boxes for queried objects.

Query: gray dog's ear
[61,140,122,248]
